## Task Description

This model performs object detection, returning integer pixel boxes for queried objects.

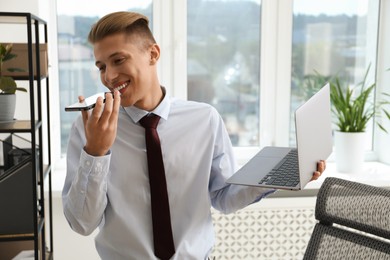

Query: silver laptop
[226,83,333,190]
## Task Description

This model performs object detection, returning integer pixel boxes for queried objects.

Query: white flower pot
[334,131,366,173]
[0,94,16,121]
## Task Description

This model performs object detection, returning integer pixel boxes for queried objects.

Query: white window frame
[152,0,390,165]
[26,0,390,190]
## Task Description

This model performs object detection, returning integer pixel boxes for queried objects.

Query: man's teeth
[114,83,128,91]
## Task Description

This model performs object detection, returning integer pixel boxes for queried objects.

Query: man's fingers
[310,160,327,181]
[98,92,114,123]
[81,109,89,125]
[317,160,326,173]
[310,170,322,181]
[90,96,105,121]
[109,90,121,124]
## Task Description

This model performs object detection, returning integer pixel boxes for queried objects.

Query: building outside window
[187,0,261,147]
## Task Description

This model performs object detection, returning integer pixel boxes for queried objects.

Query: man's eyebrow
[95,52,123,67]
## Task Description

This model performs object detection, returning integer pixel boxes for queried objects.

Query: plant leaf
[0,76,17,94]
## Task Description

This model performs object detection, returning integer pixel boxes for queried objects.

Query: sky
[56,0,151,17]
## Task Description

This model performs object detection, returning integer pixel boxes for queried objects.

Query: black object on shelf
[0,158,34,236]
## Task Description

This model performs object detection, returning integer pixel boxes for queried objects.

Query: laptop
[226,83,333,190]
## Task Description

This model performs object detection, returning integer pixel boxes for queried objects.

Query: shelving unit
[0,12,53,260]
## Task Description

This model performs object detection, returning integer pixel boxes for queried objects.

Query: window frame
[159,0,390,165]
[50,0,390,174]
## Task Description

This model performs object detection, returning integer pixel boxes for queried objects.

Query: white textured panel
[211,207,315,259]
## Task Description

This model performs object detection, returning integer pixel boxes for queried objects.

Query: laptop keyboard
[258,149,300,187]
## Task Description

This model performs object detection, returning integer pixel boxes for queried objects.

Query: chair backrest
[303,177,390,260]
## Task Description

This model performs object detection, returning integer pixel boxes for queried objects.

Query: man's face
[93,33,157,108]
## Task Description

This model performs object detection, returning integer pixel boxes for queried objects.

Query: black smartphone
[65,92,109,111]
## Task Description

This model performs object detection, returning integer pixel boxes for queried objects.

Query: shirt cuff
[79,149,111,177]
[251,189,277,204]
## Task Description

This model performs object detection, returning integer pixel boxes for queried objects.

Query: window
[187,0,261,147]
[55,0,388,164]
[290,0,380,148]
[56,0,152,153]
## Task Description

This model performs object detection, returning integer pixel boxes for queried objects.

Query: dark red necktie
[140,114,175,260]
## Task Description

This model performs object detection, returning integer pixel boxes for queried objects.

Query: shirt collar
[122,86,170,123]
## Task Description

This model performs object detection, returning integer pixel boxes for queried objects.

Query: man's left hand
[311,160,326,181]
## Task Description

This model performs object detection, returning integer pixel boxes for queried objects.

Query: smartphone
[65,92,110,111]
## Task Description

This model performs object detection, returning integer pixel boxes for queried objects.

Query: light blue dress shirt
[62,89,275,259]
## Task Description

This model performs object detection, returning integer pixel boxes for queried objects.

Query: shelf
[0,12,46,24]
[0,218,45,242]
[13,75,49,81]
[0,12,53,260]
[0,233,34,241]
[0,120,42,133]
[9,250,53,260]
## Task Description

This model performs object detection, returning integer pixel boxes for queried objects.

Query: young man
[63,11,325,260]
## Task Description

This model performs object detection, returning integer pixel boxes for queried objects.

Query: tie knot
[140,114,161,129]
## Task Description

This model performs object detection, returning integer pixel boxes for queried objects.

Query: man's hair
[88,11,156,50]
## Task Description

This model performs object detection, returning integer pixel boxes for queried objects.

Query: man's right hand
[81,90,121,156]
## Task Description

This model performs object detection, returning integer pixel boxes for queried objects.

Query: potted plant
[331,67,390,133]
[329,66,390,173]
[0,43,27,121]
[300,66,390,173]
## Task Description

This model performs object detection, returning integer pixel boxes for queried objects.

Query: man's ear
[150,44,160,65]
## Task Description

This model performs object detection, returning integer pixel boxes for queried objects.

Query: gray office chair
[303,177,390,260]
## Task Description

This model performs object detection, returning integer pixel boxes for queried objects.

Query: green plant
[329,66,390,133]
[300,66,390,133]
[0,43,27,94]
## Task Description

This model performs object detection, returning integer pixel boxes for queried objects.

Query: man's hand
[81,90,121,156]
[311,160,326,181]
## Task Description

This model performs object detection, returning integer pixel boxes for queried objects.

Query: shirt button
[85,161,91,167]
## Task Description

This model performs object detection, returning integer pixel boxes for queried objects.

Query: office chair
[303,177,390,260]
